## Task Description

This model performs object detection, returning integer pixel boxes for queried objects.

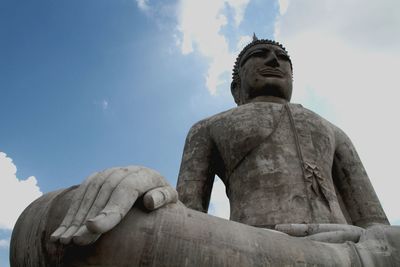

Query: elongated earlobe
[230,81,241,105]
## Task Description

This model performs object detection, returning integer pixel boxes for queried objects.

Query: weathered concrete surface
[11,187,400,267]
[177,102,388,228]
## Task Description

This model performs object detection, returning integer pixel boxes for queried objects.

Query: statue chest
[209,103,336,176]
[209,103,281,174]
[209,103,342,225]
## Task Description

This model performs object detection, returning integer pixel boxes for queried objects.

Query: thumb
[143,185,178,210]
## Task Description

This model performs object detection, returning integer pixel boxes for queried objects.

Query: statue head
[231,36,293,105]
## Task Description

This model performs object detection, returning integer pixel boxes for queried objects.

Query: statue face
[238,44,293,103]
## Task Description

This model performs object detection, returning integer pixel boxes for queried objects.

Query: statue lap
[10,187,400,266]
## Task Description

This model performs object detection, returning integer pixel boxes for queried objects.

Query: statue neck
[248,95,288,104]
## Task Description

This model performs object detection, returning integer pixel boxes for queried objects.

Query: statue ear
[231,81,241,105]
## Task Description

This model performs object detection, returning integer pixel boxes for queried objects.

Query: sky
[1,0,399,265]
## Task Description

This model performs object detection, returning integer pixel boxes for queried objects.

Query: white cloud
[176,0,251,95]
[102,99,109,110]
[236,34,252,50]
[278,0,289,15]
[227,0,251,26]
[136,0,149,11]
[0,152,42,229]
[275,0,400,224]
[209,176,230,219]
[0,239,9,248]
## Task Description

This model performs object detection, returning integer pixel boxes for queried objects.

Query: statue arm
[332,127,389,227]
[280,128,391,242]
[176,119,216,212]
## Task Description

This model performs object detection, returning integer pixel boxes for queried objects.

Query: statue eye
[249,50,266,58]
[277,53,290,61]
[241,50,266,66]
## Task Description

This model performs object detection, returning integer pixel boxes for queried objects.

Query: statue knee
[11,187,179,266]
[355,225,400,266]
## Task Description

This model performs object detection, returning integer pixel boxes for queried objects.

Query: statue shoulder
[290,103,329,122]
[293,104,352,146]
[187,106,241,133]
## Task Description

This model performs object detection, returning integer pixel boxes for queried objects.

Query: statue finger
[57,169,114,244]
[72,225,101,246]
[82,168,131,223]
[59,225,80,244]
[275,224,364,237]
[275,224,309,237]
[125,166,168,192]
[50,172,98,242]
[49,226,68,242]
[67,169,114,226]
[86,178,141,233]
[305,230,361,243]
[306,224,364,235]
[143,185,178,210]
[68,169,131,245]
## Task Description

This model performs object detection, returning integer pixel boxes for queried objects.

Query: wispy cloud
[136,0,150,11]
[176,0,251,95]
[226,0,251,26]
[102,99,109,110]
[278,0,289,15]
[275,0,400,224]
[94,99,109,110]
[0,152,42,229]
[0,239,9,249]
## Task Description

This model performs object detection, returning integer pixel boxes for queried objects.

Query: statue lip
[258,68,284,77]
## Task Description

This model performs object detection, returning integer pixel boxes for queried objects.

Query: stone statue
[10,37,400,266]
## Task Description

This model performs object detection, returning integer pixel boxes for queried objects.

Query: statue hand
[50,166,178,246]
[275,224,364,243]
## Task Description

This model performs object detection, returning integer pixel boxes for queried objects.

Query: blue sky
[1,0,399,265]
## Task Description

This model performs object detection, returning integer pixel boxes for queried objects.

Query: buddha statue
[10,37,400,266]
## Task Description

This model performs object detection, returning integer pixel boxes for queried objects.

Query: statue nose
[264,53,279,67]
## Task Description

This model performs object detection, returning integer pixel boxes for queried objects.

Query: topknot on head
[252,32,258,42]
